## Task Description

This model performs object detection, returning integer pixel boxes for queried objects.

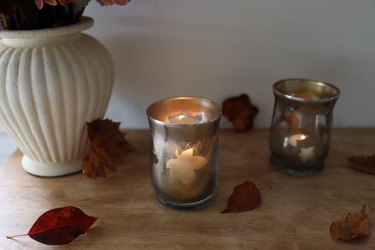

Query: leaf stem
[259,184,272,191]
[6,234,29,239]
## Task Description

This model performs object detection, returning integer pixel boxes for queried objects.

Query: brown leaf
[7,206,97,245]
[222,94,259,133]
[329,205,371,241]
[281,110,300,128]
[82,119,131,179]
[221,181,261,213]
[347,154,375,175]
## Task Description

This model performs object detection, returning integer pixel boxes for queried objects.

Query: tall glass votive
[269,79,340,176]
[147,97,221,210]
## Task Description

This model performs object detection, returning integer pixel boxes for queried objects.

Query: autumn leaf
[7,206,97,245]
[82,119,131,179]
[222,94,259,133]
[221,181,262,213]
[329,205,371,241]
[347,154,375,175]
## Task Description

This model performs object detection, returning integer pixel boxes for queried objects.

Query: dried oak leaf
[7,206,97,245]
[281,110,300,128]
[221,181,261,213]
[347,154,375,175]
[82,119,131,179]
[222,94,259,133]
[329,205,371,241]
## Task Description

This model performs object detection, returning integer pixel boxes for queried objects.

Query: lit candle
[288,133,308,147]
[166,148,207,185]
[168,113,203,125]
[270,79,339,176]
[291,91,319,100]
[147,97,221,209]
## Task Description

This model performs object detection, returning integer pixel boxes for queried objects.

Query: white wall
[85,0,375,129]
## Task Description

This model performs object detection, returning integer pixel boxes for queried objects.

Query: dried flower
[0,0,132,30]
[34,0,79,10]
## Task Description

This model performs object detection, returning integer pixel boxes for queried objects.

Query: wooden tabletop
[0,129,374,249]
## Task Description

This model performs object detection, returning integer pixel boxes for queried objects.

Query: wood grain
[0,129,374,249]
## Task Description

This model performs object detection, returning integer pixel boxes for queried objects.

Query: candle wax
[288,133,308,147]
[168,113,202,125]
[291,91,319,100]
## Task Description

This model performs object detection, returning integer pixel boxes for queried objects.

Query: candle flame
[288,133,308,147]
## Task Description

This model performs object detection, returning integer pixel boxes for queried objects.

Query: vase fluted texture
[0,17,114,177]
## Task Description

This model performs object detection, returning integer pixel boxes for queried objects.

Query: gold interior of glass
[273,79,340,101]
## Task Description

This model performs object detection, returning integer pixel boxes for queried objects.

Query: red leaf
[221,181,261,213]
[8,206,97,245]
[347,154,375,175]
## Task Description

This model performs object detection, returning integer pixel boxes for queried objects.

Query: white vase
[0,17,114,177]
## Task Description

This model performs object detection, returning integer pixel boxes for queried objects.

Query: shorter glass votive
[269,79,340,176]
[147,97,221,210]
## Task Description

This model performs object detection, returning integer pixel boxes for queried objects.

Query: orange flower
[34,0,79,10]
[34,0,56,10]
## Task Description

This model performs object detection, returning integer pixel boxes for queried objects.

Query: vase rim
[0,17,93,39]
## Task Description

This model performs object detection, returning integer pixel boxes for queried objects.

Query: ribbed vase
[0,17,114,177]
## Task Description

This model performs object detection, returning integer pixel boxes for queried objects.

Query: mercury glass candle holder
[147,97,221,210]
[269,79,340,176]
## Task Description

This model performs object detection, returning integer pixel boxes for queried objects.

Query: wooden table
[0,129,374,249]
